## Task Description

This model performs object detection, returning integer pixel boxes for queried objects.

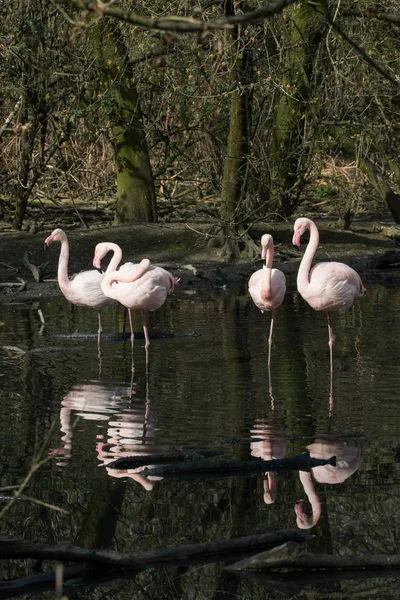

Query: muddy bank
[0,220,399,303]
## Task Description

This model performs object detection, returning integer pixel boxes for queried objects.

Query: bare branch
[55,0,298,32]
[341,7,400,26]
[318,1,399,86]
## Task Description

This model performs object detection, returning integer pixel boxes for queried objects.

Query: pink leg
[268,312,274,370]
[327,313,334,412]
[97,312,102,377]
[268,313,275,410]
[128,309,135,396]
[141,310,150,349]
[128,309,135,344]
[97,312,102,345]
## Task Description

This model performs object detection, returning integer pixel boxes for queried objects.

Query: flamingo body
[249,267,286,313]
[292,218,366,312]
[100,262,175,312]
[248,234,286,367]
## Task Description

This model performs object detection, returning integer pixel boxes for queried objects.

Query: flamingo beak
[44,234,54,249]
[93,255,101,270]
[292,231,301,248]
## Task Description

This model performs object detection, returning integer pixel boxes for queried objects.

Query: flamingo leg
[97,312,103,377]
[268,312,275,410]
[327,313,334,413]
[268,311,274,371]
[97,312,102,345]
[128,309,135,399]
[141,310,150,349]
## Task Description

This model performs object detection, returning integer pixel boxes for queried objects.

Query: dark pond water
[0,276,400,599]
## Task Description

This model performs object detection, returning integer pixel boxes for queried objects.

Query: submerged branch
[138,452,336,480]
[0,530,310,569]
[227,541,400,571]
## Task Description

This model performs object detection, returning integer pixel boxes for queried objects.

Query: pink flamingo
[97,257,176,349]
[292,218,367,403]
[248,234,286,369]
[45,229,120,342]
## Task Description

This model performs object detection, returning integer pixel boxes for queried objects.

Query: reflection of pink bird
[248,234,286,368]
[292,218,367,402]
[295,436,363,529]
[45,229,120,342]
[250,420,287,505]
[98,258,176,348]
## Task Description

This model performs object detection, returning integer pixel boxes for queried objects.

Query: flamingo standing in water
[96,256,177,349]
[248,234,286,369]
[292,218,367,404]
[45,229,120,342]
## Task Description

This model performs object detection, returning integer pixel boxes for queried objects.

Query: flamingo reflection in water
[55,379,176,491]
[55,381,131,466]
[295,434,364,529]
[250,419,287,504]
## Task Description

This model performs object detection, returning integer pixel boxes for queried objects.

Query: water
[0,279,400,598]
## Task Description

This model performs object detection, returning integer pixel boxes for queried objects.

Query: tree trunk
[91,21,157,224]
[269,0,325,216]
[219,6,252,259]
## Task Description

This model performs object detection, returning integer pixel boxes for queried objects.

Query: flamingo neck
[102,258,151,296]
[104,243,123,273]
[298,470,321,527]
[297,221,319,290]
[57,237,71,293]
[261,245,273,300]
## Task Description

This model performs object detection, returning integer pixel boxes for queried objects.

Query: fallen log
[107,449,225,470]
[226,541,400,571]
[0,531,310,569]
[139,452,336,480]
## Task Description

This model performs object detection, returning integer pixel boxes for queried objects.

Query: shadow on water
[0,283,400,597]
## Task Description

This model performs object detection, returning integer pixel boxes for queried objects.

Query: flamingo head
[44,228,66,247]
[292,218,312,248]
[93,242,110,270]
[260,234,273,260]
[294,500,315,530]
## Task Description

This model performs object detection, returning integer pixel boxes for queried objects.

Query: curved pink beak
[93,256,101,269]
[44,234,54,247]
[292,231,301,248]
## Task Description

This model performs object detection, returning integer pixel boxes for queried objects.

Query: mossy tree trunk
[269,1,325,217]
[91,21,157,224]
[219,11,254,259]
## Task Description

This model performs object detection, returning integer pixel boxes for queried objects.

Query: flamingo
[292,218,367,404]
[248,234,286,369]
[45,229,120,343]
[295,435,363,529]
[98,257,176,349]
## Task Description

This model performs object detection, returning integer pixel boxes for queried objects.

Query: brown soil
[0,218,399,304]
